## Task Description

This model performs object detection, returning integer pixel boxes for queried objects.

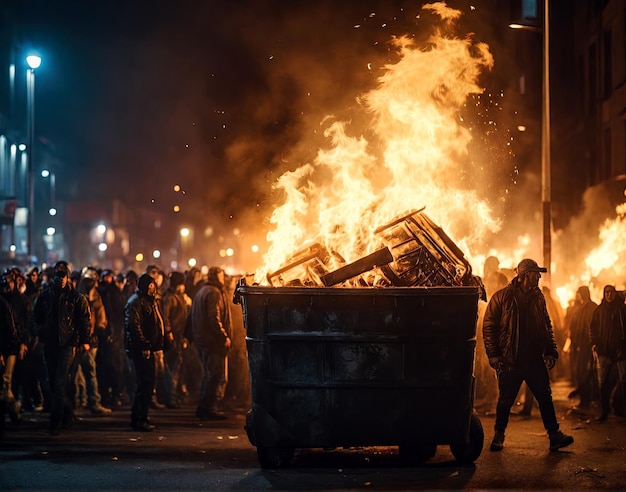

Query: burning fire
[256,3,499,285]
[254,1,626,306]
[555,199,626,307]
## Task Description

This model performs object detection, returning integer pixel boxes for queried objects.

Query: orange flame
[256,4,499,284]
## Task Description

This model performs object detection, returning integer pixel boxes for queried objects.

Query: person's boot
[7,400,22,424]
[131,419,155,432]
[150,396,165,410]
[90,403,112,416]
[548,430,574,452]
[490,430,505,451]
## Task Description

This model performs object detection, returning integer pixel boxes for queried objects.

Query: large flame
[256,3,499,284]
[555,200,626,306]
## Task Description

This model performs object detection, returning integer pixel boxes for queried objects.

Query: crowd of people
[0,261,233,438]
[475,256,626,452]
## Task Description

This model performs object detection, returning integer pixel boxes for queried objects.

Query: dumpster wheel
[450,413,484,464]
[256,446,295,469]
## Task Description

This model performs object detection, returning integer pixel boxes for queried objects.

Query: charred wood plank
[321,247,394,287]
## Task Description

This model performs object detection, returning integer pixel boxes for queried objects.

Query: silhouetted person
[590,285,626,421]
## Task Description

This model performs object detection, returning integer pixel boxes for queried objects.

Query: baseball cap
[516,258,547,276]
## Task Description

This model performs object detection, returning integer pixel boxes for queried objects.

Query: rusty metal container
[234,279,484,468]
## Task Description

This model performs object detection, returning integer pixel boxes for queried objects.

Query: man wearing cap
[483,258,574,452]
[33,261,91,436]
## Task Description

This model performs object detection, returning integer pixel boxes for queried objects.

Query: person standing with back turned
[191,266,231,420]
[483,258,574,452]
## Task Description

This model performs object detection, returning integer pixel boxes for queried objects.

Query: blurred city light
[98,242,107,252]
[135,253,144,262]
[97,224,106,234]
[251,244,259,253]
[41,169,50,177]
[46,227,55,236]
[180,227,190,237]
[153,249,161,259]
[173,184,181,192]
[188,257,197,267]
[173,205,180,212]
[18,143,26,151]
[49,207,57,216]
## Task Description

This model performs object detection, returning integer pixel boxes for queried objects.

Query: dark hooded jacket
[190,268,231,350]
[0,294,19,358]
[589,288,626,361]
[483,276,558,367]
[32,280,91,349]
[124,273,164,357]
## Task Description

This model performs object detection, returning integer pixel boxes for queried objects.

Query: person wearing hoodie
[190,266,231,420]
[567,286,598,409]
[32,261,91,436]
[124,273,164,432]
[590,285,626,422]
[73,268,111,416]
[0,291,20,440]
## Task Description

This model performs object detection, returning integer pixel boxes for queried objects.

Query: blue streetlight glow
[26,55,42,69]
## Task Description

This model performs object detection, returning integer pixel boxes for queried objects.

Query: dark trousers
[495,354,559,434]
[129,353,155,425]
[197,346,228,413]
[596,355,626,417]
[44,345,77,431]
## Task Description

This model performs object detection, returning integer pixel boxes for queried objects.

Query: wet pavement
[1,379,626,490]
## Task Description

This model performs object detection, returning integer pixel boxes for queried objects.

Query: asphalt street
[1,379,626,490]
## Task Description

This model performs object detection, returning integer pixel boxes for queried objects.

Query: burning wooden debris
[266,209,473,288]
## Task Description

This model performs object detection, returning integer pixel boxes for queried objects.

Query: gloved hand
[544,355,557,370]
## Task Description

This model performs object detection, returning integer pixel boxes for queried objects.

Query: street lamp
[509,0,551,280]
[26,54,41,262]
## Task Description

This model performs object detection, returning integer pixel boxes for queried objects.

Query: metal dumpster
[234,279,484,468]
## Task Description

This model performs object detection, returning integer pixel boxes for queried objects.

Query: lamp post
[510,0,551,281]
[26,54,41,262]
[541,0,551,282]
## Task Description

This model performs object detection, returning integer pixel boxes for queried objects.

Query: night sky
[5,1,517,226]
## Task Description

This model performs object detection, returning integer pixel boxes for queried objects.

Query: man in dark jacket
[33,261,91,436]
[124,273,164,431]
[190,266,231,420]
[483,258,574,452]
[0,268,30,422]
[589,285,626,422]
[0,293,20,441]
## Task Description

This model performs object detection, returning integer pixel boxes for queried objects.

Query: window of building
[603,29,612,97]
